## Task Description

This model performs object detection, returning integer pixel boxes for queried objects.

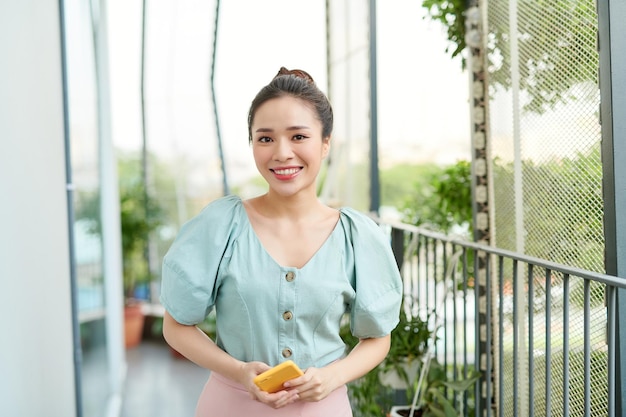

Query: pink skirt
[195,372,353,417]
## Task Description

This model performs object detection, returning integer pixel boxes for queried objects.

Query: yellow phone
[253,360,304,393]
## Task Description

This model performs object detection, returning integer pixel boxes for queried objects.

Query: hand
[282,366,339,402]
[239,361,300,409]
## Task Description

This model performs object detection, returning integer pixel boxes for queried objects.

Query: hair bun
[274,67,315,84]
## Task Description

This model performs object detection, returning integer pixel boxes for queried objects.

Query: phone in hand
[253,360,304,393]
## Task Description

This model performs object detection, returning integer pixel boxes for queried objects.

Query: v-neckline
[239,200,342,271]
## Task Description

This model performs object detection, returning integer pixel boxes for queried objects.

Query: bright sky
[107,0,470,187]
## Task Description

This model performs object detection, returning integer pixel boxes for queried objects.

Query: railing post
[390,227,405,271]
[597,0,626,415]
[466,0,494,414]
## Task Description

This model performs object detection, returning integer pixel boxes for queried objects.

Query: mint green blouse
[160,195,402,369]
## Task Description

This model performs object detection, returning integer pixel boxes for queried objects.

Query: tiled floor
[121,339,210,417]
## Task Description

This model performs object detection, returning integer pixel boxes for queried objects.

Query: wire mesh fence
[485,1,605,416]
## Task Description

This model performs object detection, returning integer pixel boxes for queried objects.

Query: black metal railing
[376,217,625,417]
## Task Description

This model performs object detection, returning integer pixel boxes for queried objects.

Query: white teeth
[274,168,299,175]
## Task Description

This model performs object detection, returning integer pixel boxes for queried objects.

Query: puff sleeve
[341,208,403,338]
[160,195,242,325]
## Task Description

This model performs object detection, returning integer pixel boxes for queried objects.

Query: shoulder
[181,194,243,228]
[338,207,386,240]
[166,194,244,255]
[198,194,242,217]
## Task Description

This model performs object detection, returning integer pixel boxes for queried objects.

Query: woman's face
[250,96,330,198]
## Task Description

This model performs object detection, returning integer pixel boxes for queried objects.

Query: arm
[162,311,244,381]
[284,334,391,402]
[162,311,300,408]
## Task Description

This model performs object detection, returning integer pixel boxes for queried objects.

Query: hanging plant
[421,0,467,67]
[421,0,599,114]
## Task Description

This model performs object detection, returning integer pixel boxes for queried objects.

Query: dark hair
[247,67,333,144]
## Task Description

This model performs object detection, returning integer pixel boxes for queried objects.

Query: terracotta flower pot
[124,304,145,348]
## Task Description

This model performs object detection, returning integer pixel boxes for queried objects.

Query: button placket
[279,269,297,361]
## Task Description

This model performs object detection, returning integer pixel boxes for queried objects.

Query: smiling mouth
[271,168,301,175]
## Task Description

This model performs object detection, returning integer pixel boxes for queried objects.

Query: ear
[322,136,331,159]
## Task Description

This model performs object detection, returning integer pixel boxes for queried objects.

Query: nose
[273,138,294,161]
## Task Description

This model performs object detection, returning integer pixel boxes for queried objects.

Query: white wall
[0,1,77,416]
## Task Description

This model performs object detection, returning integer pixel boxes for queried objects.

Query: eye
[293,134,307,141]
[257,136,272,143]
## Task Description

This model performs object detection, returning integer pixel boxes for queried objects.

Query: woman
[160,67,402,416]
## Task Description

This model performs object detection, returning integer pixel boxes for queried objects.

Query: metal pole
[89,0,126,405]
[58,0,83,414]
[368,0,380,214]
[598,1,626,415]
[465,0,493,414]
[209,0,229,196]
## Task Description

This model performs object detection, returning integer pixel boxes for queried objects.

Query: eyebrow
[254,125,312,133]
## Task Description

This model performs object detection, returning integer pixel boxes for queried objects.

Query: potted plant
[379,306,433,390]
[340,305,434,416]
[118,158,164,348]
[389,286,480,417]
[389,356,480,417]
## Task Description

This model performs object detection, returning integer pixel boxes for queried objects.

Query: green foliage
[381,163,440,210]
[381,308,433,387]
[492,146,604,273]
[421,0,598,114]
[421,0,467,65]
[117,154,165,298]
[411,360,480,417]
[488,0,599,114]
[400,160,472,235]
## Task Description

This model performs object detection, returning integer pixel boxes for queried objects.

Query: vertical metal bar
[367,0,380,214]
[442,241,448,381]
[451,244,458,409]
[597,0,626,414]
[512,259,519,417]
[545,269,552,417]
[484,252,492,417]
[583,279,591,417]
[563,274,570,417]
[209,0,229,196]
[425,237,430,312]
[463,246,469,413]
[607,286,616,417]
[391,227,405,271]
[474,250,483,416]
[498,256,505,415]
[434,238,438,321]
[58,1,83,414]
[416,234,422,309]
[528,264,534,417]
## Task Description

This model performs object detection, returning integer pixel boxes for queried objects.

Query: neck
[259,190,323,220]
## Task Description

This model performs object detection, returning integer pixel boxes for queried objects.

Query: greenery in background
[341,309,433,416]
[383,160,472,235]
[117,154,165,300]
[492,146,603,275]
[421,0,466,65]
[492,146,605,309]
[74,153,168,301]
[380,163,440,210]
[421,0,599,114]
[342,305,479,416]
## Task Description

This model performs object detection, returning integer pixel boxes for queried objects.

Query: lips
[270,167,302,180]
[272,168,300,175]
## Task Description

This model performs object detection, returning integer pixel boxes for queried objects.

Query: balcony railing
[375,217,625,417]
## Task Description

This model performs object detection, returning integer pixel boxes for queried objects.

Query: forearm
[162,311,245,383]
[326,334,391,386]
